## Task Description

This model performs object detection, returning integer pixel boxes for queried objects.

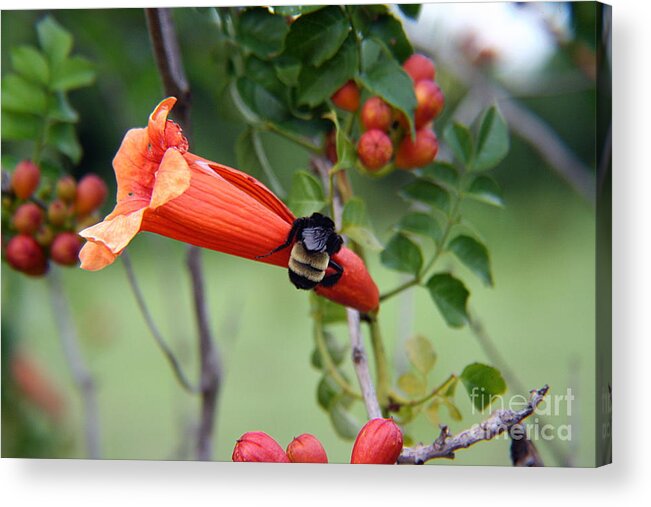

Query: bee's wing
[302,227,330,252]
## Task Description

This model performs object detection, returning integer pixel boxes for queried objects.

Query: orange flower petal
[79,208,146,254]
[150,149,191,209]
[78,240,119,271]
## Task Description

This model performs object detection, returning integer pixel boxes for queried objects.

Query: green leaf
[466,175,504,207]
[426,273,469,328]
[442,398,462,421]
[312,331,347,369]
[425,399,441,425]
[238,7,289,59]
[319,298,348,324]
[296,35,357,107]
[317,375,340,410]
[273,5,326,17]
[406,335,437,375]
[397,372,426,397]
[341,197,383,251]
[359,39,416,135]
[288,171,326,216]
[460,363,507,411]
[284,6,350,67]
[363,14,413,62]
[50,56,94,91]
[400,179,449,211]
[444,122,473,166]
[397,212,442,243]
[235,76,289,122]
[448,235,493,286]
[11,45,49,85]
[1,74,48,115]
[245,56,289,103]
[420,162,459,187]
[398,4,422,19]
[47,122,82,163]
[1,111,42,141]
[235,128,264,180]
[472,105,509,171]
[37,16,73,66]
[48,92,79,123]
[329,401,361,440]
[381,233,423,275]
[274,55,302,87]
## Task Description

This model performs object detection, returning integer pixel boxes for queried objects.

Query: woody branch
[146,7,222,460]
[398,385,549,464]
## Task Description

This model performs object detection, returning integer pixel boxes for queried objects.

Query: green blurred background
[1,5,600,466]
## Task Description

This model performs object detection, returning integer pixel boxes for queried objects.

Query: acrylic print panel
[1,2,611,467]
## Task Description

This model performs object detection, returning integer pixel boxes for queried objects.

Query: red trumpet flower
[79,98,379,313]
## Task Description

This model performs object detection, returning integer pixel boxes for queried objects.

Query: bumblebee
[258,213,344,290]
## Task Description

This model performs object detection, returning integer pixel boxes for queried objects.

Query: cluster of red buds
[2,160,107,277]
[232,418,403,464]
[329,53,445,172]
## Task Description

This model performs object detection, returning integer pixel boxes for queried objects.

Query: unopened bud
[11,160,40,199]
[56,175,77,203]
[5,234,48,277]
[12,203,44,235]
[414,80,445,128]
[357,129,393,171]
[403,53,436,83]
[395,128,439,169]
[350,418,403,464]
[232,431,290,463]
[50,232,82,266]
[286,434,328,463]
[75,174,108,216]
[331,80,361,112]
[48,200,69,227]
[361,97,393,132]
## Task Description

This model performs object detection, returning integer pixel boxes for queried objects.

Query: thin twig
[145,8,191,129]
[47,268,101,459]
[187,246,222,461]
[146,6,222,460]
[347,308,382,419]
[121,253,198,393]
[312,155,382,419]
[398,385,549,464]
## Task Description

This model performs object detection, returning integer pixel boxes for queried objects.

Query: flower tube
[79,98,379,313]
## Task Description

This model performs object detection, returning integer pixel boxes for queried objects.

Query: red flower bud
[75,174,108,216]
[50,232,83,266]
[286,434,328,463]
[403,53,436,83]
[414,80,445,128]
[232,431,290,463]
[11,160,41,199]
[357,129,393,171]
[48,200,69,227]
[395,129,439,169]
[331,80,360,112]
[56,175,77,203]
[350,418,403,465]
[5,234,48,276]
[35,226,55,247]
[361,97,393,132]
[12,203,44,235]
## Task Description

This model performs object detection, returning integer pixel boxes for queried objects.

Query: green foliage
[460,363,507,411]
[466,175,504,207]
[1,16,95,164]
[238,8,289,59]
[381,233,423,275]
[396,212,442,243]
[398,4,422,20]
[444,122,474,166]
[288,171,326,216]
[405,335,436,375]
[472,105,509,171]
[400,179,450,212]
[426,273,470,328]
[448,235,493,286]
[341,197,383,251]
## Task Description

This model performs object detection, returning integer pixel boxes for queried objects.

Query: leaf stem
[263,121,322,154]
[392,374,458,408]
[368,314,391,408]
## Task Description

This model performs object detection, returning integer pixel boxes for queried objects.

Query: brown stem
[398,385,549,464]
[146,6,221,460]
[187,246,222,460]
